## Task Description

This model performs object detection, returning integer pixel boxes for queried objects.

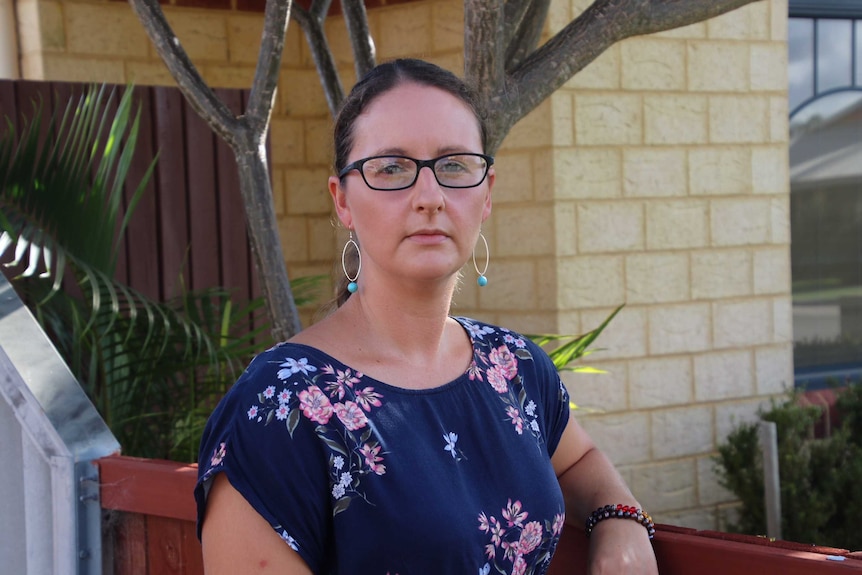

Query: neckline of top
[276,316,484,395]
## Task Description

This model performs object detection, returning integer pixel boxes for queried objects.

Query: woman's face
[330,82,494,289]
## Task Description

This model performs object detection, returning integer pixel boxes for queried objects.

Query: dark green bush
[714,384,862,550]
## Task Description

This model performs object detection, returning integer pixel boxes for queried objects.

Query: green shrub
[715,385,862,550]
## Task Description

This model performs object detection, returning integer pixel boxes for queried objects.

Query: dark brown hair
[328,58,489,309]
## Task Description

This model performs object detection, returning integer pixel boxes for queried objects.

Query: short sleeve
[195,347,332,574]
[524,338,571,457]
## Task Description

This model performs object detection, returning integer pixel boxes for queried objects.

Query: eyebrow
[368,146,475,157]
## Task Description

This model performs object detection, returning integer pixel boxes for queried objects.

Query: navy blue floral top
[196,317,571,575]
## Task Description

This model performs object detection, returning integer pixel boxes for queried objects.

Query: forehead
[349,82,483,157]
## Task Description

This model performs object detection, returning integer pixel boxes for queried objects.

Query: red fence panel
[0,79,263,304]
[97,455,862,575]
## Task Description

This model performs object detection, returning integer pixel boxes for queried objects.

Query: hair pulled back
[328,59,489,309]
[333,58,489,174]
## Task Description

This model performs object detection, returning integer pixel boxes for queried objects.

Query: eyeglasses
[338,153,494,191]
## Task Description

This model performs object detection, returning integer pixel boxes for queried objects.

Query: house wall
[8,0,792,530]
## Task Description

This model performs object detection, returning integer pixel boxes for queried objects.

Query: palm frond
[1,84,282,460]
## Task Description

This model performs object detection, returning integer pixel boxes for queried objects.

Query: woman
[196,58,658,575]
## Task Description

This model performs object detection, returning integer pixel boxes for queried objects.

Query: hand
[586,517,658,575]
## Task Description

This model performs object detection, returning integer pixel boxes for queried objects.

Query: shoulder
[213,343,337,422]
[453,316,545,359]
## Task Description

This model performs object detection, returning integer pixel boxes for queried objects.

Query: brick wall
[543,0,791,529]
[8,0,792,530]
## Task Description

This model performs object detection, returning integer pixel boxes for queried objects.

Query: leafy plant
[0,85,322,461]
[714,384,862,549]
[527,304,624,410]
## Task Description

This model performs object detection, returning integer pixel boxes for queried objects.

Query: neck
[341,273,459,360]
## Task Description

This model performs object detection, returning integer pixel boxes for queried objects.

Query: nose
[411,165,445,213]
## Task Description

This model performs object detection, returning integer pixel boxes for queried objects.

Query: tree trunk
[233,128,302,342]
[466,0,765,154]
[128,0,301,342]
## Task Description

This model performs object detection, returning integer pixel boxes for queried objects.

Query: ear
[481,168,494,223]
[329,175,352,229]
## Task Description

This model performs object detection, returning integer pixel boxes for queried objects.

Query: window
[789,1,862,388]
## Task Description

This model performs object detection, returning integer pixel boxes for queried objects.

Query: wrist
[585,504,655,539]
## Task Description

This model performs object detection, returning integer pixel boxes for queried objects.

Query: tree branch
[503,0,532,42]
[246,0,292,134]
[126,0,240,144]
[309,0,332,19]
[484,0,764,153]
[464,0,506,96]
[341,0,376,80]
[291,2,344,117]
[504,0,551,71]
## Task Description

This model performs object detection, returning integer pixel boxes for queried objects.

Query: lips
[408,229,449,244]
[410,229,447,237]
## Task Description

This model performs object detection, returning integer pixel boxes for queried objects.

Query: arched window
[789,1,862,387]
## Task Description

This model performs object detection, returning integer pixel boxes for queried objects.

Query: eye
[436,156,471,174]
[365,157,413,176]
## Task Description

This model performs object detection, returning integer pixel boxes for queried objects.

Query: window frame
[790,0,862,18]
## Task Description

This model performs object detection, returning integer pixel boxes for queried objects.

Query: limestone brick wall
[544,0,792,529]
[10,0,793,530]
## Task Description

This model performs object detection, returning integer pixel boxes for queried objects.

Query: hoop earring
[473,231,489,287]
[342,230,361,294]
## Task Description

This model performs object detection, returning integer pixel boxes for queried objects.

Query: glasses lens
[434,154,487,188]
[361,157,417,190]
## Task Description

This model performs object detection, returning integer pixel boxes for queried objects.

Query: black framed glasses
[338,153,494,191]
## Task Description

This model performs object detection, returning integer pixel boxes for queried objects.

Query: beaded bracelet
[585,504,656,539]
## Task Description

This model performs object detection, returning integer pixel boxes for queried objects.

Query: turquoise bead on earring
[477,275,488,287]
[348,281,358,293]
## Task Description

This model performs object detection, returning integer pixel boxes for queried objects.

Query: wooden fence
[0,79,261,304]
[97,454,862,575]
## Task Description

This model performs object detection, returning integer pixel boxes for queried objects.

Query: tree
[127,0,764,342]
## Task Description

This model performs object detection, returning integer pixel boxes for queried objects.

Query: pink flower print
[490,517,505,545]
[506,406,524,435]
[354,386,383,411]
[336,367,361,387]
[326,379,348,400]
[360,443,386,475]
[512,555,527,575]
[263,385,276,399]
[210,442,226,467]
[278,388,292,404]
[487,366,509,394]
[552,513,565,537]
[503,499,528,528]
[489,345,518,379]
[467,360,483,382]
[298,386,333,425]
[334,401,368,431]
[247,405,259,420]
[275,404,290,421]
[484,543,496,559]
[478,512,490,532]
[517,521,543,555]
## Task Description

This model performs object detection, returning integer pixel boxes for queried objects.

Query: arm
[551,417,658,575]
[202,473,313,575]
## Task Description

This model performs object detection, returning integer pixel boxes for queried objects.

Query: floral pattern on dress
[461,319,545,447]
[240,319,558,536]
[246,359,387,516]
[478,500,565,575]
[443,431,468,462]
